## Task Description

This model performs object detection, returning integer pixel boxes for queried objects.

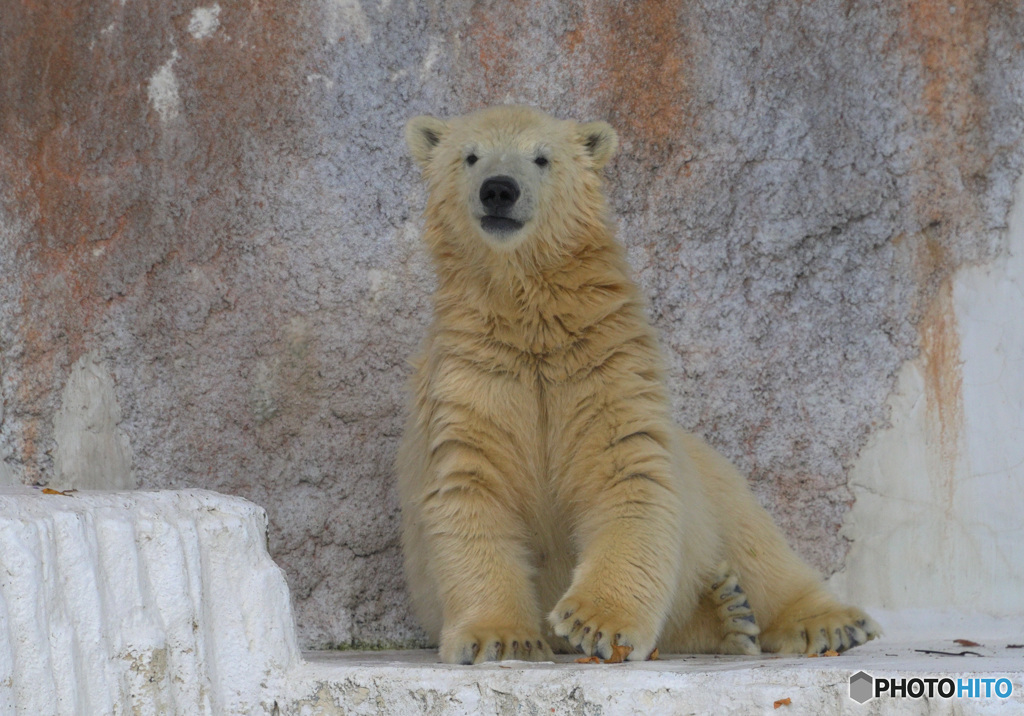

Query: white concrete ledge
[287,614,1024,715]
[2,489,1021,715]
[0,488,299,715]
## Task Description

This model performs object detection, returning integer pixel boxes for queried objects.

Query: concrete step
[290,614,1024,715]
[0,488,299,715]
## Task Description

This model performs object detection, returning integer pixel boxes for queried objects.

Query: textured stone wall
[1,0,1022,648]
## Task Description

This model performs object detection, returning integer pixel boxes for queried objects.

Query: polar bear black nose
[480,176,520,213]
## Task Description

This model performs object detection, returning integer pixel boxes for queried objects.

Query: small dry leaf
[773,697,792,709]
[574,656,601,664]
[604,644,633,664]
[822,650,840,657]
[955,639,981,647]
[647,647,660,661]
[41,488,73,496]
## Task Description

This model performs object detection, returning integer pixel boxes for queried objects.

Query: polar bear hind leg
[679,430,882,655]
[709,562,762,655]
[759,593,881,654]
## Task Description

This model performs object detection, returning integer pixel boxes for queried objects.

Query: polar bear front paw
[760,606,881,654]
[548,595,656,661]
[439,625,554,664]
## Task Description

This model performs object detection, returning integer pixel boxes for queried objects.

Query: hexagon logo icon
[849,671,874,704]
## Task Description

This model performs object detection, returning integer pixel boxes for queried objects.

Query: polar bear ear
[405,115,449,169]
[577,121,619,169]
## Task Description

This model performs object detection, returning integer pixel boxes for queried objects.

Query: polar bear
[398,105,880,664]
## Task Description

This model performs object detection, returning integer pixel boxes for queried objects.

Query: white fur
[399,106,880,663]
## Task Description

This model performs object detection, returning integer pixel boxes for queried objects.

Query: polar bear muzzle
[479,176,524,236]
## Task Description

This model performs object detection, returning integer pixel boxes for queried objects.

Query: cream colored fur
[398,105,880,664]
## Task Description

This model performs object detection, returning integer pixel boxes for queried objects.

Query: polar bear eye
[534,156,549,167]
[466,154,478,166]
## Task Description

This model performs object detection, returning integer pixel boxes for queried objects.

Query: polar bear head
[405,106,618,253]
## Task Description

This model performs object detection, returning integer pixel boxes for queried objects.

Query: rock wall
[1,0,1022,647]
[830,173,1024,614]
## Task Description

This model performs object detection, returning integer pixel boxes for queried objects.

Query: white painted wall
[831,177,1024,614]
